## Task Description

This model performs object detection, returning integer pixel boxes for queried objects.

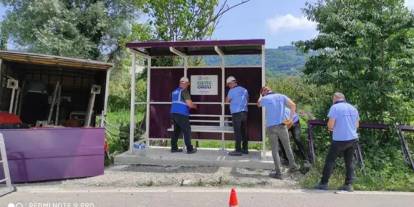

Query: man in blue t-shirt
[170,77,197,154]
[257,86,299,179]
[226,76,249,156]
[316,92,360,192]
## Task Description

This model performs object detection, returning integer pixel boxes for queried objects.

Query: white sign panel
[190,75,218,95]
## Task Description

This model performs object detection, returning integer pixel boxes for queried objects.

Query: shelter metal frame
[128,40,266,158]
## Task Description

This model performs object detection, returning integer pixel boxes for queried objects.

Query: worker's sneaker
[241,149,249,154]
[315,183,328,190]
[338,184,354,192]
[228,151,243,156]
[171,148,183,153]
[269,171,282,179]
[187,148,197,154]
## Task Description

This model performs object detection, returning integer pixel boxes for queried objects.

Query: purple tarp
[0,128,104,183]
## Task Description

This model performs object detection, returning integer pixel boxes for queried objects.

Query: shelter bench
[167,114,234,134]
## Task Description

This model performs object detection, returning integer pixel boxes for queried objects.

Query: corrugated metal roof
[0,50,113,70]
[126,39,265,56]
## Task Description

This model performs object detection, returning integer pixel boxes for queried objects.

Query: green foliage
[296,0,414,191]
[266,46,315,76]
[143,0,219,41]
[105,110,145,164]
[266,75,332,117]
[1,0,136,59]
[203,46,315,76]
[296,0,414,124]
[108,23,152,110]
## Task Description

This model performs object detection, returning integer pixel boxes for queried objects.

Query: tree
[0,0,138,60]
[296,0,414,124]
[143,0,250,41]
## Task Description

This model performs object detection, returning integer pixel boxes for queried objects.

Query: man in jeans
[170,77,197,154]
[316,92,359,192]
[226,76,249,156]
[257,86,299,179]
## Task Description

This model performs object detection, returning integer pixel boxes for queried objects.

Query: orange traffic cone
[229,188,239,207]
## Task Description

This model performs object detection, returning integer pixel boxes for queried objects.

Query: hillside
[204,46,312,76]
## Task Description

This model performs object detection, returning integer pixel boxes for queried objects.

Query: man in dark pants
[316,92,360,192]
[226,76,249,156]
[170,77,197,154]
[281,108,310,164]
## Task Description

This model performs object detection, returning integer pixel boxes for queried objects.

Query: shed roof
[126,39,265,56]
[0,50,113,70]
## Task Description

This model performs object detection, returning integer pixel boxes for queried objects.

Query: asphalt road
[1,187,414,207]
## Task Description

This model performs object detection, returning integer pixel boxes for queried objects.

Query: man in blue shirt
[257,86,299,179]
[226,76,249,156]
[170,77,197,154]
[316,92,359,192]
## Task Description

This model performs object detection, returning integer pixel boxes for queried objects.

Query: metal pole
[214,46,226,151]
[47,81,60,124]
[8,88,15,114]
[0,59,2,101]
[146,57,151,146]
[101,68,112,127]
[261,45,266,159]
[184,57,188,78]
[54,85,62,125]
[0,133,14,194]
[169,47,187,77]
[308,125,316,164]
[129,52,137,153]
[85,90,96,127]
[13,89,20,115]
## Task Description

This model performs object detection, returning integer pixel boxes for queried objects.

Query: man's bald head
[333,92,346,103]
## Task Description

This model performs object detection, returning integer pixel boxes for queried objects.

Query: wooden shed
[0,50,112,183]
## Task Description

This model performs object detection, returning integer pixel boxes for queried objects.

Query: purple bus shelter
[125,39,267,156]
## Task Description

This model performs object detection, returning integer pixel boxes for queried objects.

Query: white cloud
[266,14,317,33]
[405,0,414,9]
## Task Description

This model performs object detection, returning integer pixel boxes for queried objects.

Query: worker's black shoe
[288,164,300,173]
[269,171,282,179]
[280,158,289,165]
[338,184,354,192]
[171,148,183,153]
[315,183,328,190]
[241,149,249,154]
[228,151,243,156]
[187,148,197,154]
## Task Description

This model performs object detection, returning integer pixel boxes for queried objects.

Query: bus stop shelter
[116,39,273,169]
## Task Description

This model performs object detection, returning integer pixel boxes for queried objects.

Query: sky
[213,0,414,47]
[212,0,318,48]
[0,0,414,48]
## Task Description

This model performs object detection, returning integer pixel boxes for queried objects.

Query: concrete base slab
[114,147,275,170]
